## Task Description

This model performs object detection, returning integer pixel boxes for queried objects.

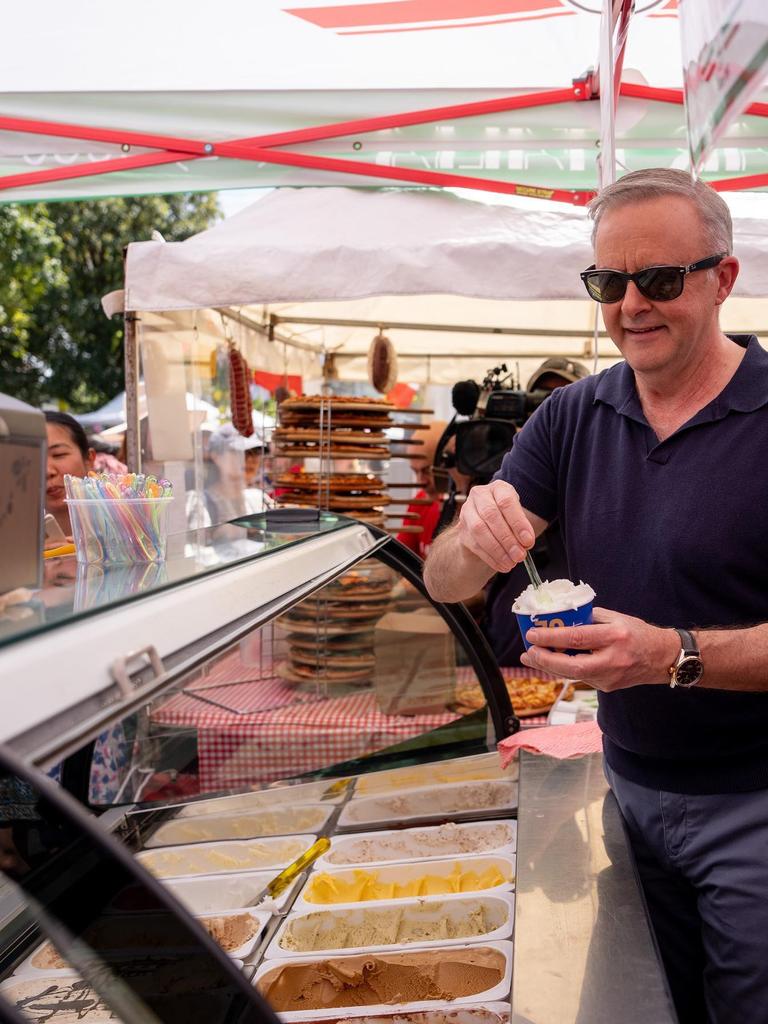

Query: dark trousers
[605,762,768,1024]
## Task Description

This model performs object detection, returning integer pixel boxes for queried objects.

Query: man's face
[594,196,731,377]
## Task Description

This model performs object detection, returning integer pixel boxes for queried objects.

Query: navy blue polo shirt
[495,335,768,794]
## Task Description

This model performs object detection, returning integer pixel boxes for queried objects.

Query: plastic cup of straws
[512,579,596,655]
[65,473,174,565]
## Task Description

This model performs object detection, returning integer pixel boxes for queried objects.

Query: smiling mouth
[625,325,663,335]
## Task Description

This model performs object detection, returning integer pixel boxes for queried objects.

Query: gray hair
[588,168,733,254]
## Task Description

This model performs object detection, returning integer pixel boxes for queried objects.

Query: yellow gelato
[304,863,508,904]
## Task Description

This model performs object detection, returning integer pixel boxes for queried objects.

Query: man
[424,168,768,1024]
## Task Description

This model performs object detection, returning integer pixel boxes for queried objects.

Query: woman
[41,411,130,805]
[44,411,95,536]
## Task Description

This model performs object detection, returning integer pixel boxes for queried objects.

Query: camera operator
[482,358,588,665]
[395,420,448,559]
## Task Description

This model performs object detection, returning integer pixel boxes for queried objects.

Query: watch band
[669,627,703,689]
[674,627,699,657]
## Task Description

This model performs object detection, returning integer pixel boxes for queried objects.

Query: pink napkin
[498,720,603,768]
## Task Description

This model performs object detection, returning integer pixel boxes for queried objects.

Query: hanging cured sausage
[228,342,254,437]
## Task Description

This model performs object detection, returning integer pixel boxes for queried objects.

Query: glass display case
[0,515,673,1024]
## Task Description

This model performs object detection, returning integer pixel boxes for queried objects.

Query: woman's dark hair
[44,411,90,461]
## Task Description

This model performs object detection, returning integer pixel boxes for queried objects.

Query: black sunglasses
[580,253,726,304]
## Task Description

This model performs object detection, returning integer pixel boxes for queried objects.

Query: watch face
[676,657,704,687]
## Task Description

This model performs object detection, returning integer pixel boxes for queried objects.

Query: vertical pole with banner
[595,0,633,374]
[680,0,768,176]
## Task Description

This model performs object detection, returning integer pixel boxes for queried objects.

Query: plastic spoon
[523,550,544,589]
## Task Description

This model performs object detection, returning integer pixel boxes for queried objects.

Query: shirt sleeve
[395,498,422,554]
[492,391,559,523]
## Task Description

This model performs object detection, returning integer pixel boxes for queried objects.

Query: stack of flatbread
[273,396,395,459]
[277,561,395,685]
[274,471,390,526]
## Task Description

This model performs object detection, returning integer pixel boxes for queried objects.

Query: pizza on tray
[453,677,575,717]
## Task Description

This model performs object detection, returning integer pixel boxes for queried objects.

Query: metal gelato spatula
[245,836,331,908]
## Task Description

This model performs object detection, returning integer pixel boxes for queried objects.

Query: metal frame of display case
[0,516,516,784]
[0,522,380,767]
[512,752,677,1024]
[364,526,520,741]
[0,745,281,1024]
[0,516,678,1023]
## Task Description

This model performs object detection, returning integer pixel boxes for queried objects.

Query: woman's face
[45,423,94,515]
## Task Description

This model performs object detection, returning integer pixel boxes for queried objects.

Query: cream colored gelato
[147,806,326,846]
[340,781,517,826]
[326,823,515,866]
[281,900,499,952]
[304,863,508,904]
[138,836,309,878]
[511,579,595,615]
[355,756,512,796]
[257,947,506,1011]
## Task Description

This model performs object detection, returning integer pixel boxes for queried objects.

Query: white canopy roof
[118,187,768,386]
[124,188,597,309]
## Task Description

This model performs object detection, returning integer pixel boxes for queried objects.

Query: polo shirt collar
[594,334,768,422]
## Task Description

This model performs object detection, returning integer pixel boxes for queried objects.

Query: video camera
[436,364,550,485]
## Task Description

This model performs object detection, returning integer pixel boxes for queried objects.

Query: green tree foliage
[0,194,220,410]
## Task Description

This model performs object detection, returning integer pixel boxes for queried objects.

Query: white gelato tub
[265,893,515,959]
[338,781,518,828]
[295,855,516,910]
[1,975,114,1020]
[172,779,351,819]
[284,1004,511,1024]
[15,909,268,973]
[136,834,317,878]
[317,821,517,869]
[165,869,302,914]
[2,965,244,1021]
[253,940,513,1021]
[143,804,333,848]
[353,753,517,797]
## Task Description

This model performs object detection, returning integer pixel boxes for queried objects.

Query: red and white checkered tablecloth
[151,656,549,792]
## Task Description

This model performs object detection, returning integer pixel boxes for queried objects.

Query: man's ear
[714,255,739,306]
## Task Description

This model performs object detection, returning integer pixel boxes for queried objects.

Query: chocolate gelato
[257,947,506,1011]
[29,911,261,966]
[202,912,260,953]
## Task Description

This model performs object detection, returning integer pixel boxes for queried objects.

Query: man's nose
[620,280,653,317]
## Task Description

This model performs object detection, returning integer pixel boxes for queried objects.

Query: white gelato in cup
[512,579,596,652]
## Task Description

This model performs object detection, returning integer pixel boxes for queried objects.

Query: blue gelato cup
[516,599,594,655]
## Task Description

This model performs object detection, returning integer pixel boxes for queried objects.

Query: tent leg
[124,312,141,472]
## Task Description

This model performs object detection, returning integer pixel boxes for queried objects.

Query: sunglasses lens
[585,271,627,303]
[636,267,683,301]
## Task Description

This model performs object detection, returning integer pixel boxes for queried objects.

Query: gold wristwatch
[668,627,704,689]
